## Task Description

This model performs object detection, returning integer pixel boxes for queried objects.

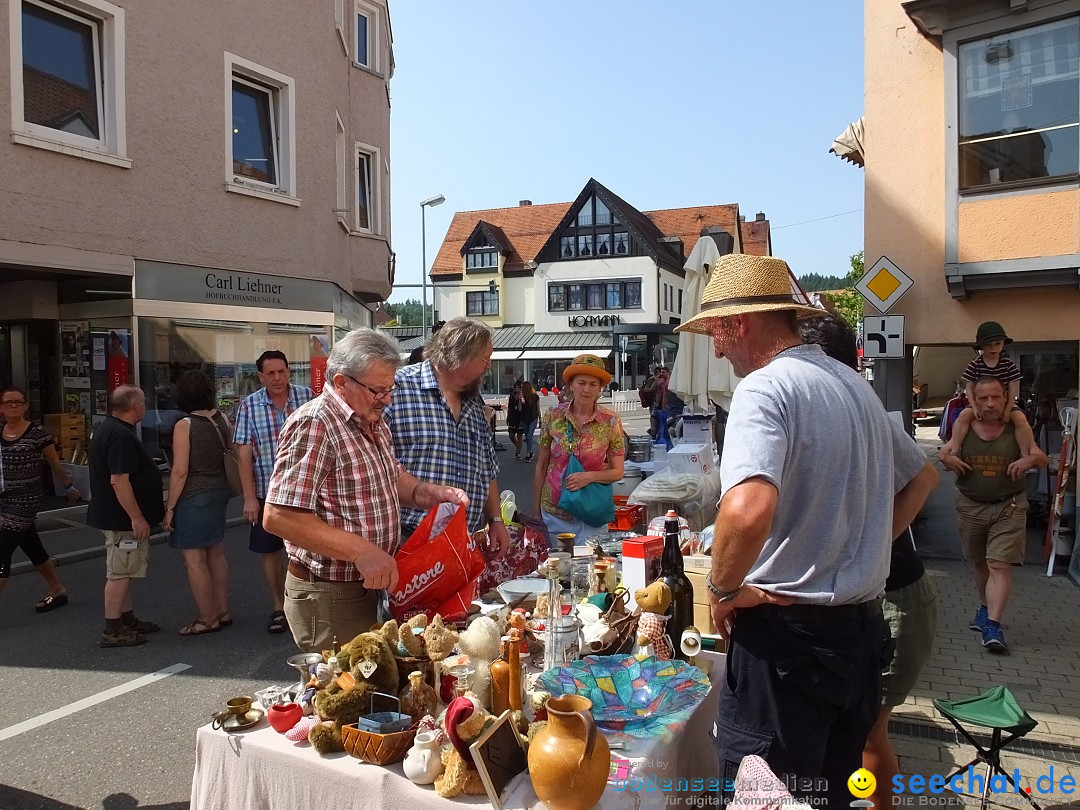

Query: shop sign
[135,260,334,311]
[568,314,621,329]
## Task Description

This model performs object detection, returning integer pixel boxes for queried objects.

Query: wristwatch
[705,577,743,602]
[488,515,504,524]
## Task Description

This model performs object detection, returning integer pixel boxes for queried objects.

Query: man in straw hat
[676,254,938,807]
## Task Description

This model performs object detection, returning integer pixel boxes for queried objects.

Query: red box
[621,535,663,560]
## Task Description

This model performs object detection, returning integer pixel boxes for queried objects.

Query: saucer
[223,708,264,732]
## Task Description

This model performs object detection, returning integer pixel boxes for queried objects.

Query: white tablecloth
[190,652,725,810]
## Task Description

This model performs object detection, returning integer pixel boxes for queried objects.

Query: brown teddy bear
[308,629,400,755]
[434,695,491,798]
[634,580,674,661]
[381,614,428,658]
[422,614,459,662]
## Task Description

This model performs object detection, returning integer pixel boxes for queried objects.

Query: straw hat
[674,254,821,336]
[562,353,613,386]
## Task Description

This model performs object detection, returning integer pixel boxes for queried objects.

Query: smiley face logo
[848,768,876,799]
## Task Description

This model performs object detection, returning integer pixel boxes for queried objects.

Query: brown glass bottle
[659,510,694,661]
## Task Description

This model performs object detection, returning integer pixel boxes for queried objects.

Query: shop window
[466,291,498,316]
[958,17,1079,191]
[11,0,128,166]
[226,53,296,204]
[355,142,381,233]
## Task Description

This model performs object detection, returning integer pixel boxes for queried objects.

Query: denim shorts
[169,488,230,550]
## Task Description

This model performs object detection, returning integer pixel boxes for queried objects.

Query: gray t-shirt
[719,343,927,605]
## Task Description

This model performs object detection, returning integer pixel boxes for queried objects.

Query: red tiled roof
[23,66,98,135]
[432,203,571,276]
[430,199,769,277]
[740,217,772,256]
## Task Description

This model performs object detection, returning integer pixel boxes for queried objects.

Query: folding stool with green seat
[934,685,1041,810]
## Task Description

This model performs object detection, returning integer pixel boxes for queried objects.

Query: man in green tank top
[941,377,1048,653]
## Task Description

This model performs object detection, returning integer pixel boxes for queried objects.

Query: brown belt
[288,559,336,584]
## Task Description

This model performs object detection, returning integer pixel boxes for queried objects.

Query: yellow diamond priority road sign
[855,256,913,313]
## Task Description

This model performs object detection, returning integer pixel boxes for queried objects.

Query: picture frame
[469,710,528,810]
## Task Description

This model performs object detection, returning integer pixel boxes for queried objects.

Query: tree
[381,299,427,326]
[798,272,848,291]
[829,251,865,330]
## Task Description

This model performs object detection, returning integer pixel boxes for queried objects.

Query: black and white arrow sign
[862,315,905,359]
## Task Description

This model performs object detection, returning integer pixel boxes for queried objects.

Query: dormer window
[466,249,498,269]
[549,188,638,262]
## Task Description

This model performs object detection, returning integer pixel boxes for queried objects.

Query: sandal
[215,612,233,627]
[267,610,288,634]
[35,593,69,613]
[179,618,222,636]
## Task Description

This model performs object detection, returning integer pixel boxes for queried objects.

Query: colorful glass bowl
[536,654,710,728]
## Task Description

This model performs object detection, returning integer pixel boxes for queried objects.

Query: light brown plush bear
[422,614,459,662]
[307,629,400,755]
[634,580,674,661]
[434,695,491,798]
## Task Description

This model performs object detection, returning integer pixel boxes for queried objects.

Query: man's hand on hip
[709,585,794,640]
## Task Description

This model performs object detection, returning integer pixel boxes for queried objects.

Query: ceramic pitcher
[402,731,444,785]
[527,694,610,810]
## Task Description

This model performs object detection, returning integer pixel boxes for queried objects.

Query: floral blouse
[538,402,626,521]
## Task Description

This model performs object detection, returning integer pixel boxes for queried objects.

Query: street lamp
[420,194,446,341]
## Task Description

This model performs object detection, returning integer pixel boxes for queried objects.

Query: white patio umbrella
[670,236,743,412]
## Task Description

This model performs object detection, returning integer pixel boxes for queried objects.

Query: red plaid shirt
[266,386,404,582]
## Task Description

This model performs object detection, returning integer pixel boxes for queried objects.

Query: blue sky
[387,1,865,303]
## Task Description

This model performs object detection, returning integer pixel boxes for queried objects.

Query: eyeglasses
[1,399,26,406]
[346,375,397,400]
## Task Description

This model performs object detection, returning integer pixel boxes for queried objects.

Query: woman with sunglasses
[0,387,79,612]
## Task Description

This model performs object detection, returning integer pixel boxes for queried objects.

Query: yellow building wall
[864,0,1080,346]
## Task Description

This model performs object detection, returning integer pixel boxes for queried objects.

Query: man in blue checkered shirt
[233,350,314,633]
[384,318,510,559]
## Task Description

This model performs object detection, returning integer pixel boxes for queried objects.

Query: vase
[402,731,445,785]
[267,702,303,733]
[400,670,438,723]
[527,694,609,810]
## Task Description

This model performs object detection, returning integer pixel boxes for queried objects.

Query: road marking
[0,663,191,742]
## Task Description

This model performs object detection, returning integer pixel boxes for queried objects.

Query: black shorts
[507,424,524,438]
[249,499,285,553]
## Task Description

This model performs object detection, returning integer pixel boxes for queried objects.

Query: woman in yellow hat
[532,354,626,543]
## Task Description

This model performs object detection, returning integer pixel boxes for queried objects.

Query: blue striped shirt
[383,361,497,536]
[232,384,314,498]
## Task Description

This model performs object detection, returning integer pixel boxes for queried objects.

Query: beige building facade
[862,0,1079,433]
[0,0,392,458]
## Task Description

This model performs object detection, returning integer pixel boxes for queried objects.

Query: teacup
[212,695,254,730]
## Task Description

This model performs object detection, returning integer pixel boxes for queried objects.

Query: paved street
[1,416,1078,808]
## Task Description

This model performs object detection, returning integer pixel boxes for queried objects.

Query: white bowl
[497,578,549,604]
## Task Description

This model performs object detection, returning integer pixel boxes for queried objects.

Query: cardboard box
[680,415,715,444]
[622,535,663,611]
[668,442,714,476]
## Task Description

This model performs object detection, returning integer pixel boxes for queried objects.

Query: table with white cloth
[190,652,725,810]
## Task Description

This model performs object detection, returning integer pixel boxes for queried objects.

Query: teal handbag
[556,422,615,526]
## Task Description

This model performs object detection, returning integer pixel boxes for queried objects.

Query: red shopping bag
[389,504,485,621]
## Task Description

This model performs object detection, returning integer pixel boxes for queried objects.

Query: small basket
[341,692,417,765]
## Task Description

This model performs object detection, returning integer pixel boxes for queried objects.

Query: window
[226,54,296,203]
[548,284,567,311]
[614,231,629,254]
[577,234,594,257]
[677,288,683,315]
[466,250,498,269]
[335,113,347,227]
[626,281,642,308]
[606,282,623,309]
[958,17,1079,190]
[568,284,584,311]
[595,232,611,255]
[560,235,576,258]
[355,143,381,232]
[466,291,498,316]
[586,283,604,309]
[11,0,127,165]
[334,0,349,53]
[663,283,669,311]
[354,1,381,72]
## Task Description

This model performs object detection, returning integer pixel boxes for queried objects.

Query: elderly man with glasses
[263,328,469,653]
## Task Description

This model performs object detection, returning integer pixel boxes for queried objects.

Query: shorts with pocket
[881,574,938,706]
[956,491,1027,564]
[104,530,149,580]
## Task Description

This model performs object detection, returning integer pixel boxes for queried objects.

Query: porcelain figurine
[403,731,445,785]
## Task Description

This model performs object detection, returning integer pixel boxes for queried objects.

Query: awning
[829,116,865,167]
[519,349,612,360]
[491,350,521,360]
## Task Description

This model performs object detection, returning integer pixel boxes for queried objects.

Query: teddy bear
[434,695,492,798]
[455,616,501,710]
[634,580,674,661]
[422,614,459,662]
[307,629,400,755]
[381,614,428,658]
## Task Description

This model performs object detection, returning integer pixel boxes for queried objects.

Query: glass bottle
[659,509,694,661]
[400,669,438,722]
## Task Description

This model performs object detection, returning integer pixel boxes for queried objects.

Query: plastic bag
[389,504,485,621]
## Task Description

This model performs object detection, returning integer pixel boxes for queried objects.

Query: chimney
[755,212,766,221]
[738,215,746,222]
[519,199,532,207]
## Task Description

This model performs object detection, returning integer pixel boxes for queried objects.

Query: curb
[10,515,251,576]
